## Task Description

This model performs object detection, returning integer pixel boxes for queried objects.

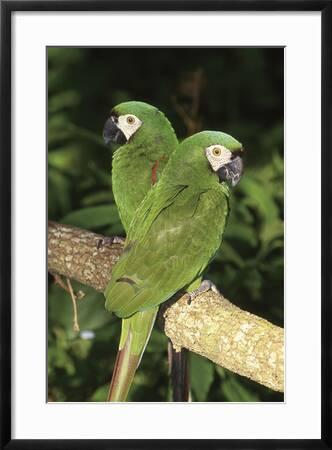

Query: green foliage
[48,47,284,402]
[62,205,120,229]
[190,354,215,401]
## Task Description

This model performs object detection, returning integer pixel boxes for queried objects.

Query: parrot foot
[96,236,125,249]
[187,279,220,304]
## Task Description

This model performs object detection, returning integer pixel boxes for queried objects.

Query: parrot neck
[111,139,172,231]
[163,159,231,197]
[220,182,231,197]
[161,142,232,197]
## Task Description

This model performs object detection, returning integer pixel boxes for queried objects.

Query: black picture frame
[1,1,331,449]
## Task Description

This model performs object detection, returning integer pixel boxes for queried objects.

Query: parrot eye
[126,116,135,125]
[212,147,222,157]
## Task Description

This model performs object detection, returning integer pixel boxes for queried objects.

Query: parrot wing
[105,186,229,318]
[107,182,189,281]
[126,183,189,242]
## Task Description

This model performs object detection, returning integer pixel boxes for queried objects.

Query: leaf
[48,117,73,145]
[48,147,85,175]
[221,375,260,402]
[190,354,214,401]
[70,339,92,359]
[48,168,71,216]
[234,202,255,224]
[224,223,257,248]
[49,90,80,113]
[61,205,120,228]
[81,190,114,206]
[49,283,113,333]
[77,290,113,330]
[239,176,279,223]
[215,365,226,379]
[104,222,125,236]
[69,124,105,147]
[145,328,168,353]
[90,384,109,402]
[242,268,262,300]
[261,220,284,244]
[214,242,245,267]
[48,346,75,376]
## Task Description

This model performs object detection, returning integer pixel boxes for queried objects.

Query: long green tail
[107,307,158,402]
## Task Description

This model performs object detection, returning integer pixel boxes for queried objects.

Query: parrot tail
[107,307,158,402]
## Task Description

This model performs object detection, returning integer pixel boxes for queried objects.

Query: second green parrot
[105,130,244,398]
[103,101,178,401]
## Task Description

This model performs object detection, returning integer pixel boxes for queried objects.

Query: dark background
[48,47,284,402]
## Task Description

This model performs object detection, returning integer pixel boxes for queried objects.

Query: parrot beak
[103,116,127,145]
[217,152,244,187]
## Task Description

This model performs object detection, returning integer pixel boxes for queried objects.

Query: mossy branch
[48,221,284,393]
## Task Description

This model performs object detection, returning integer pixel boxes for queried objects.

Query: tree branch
[48,221,284,393]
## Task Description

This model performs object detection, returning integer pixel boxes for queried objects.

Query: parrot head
[103,101,174,147]
[179,131,244,187]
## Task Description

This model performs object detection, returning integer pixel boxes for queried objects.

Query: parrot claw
[96,236,125,249]
[186,279,220,304]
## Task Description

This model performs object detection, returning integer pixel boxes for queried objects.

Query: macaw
[103,101,178,401]
[103,101,177,230]
[105,130,244,400]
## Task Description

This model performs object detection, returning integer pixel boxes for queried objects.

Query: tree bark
[48,221,284,393]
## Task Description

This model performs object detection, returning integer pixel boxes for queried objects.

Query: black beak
[217,154,244,187]
[103,117,127,145]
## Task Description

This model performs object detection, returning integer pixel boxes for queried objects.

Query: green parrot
[103,101,178,401]
[103,101,177,230]
[105,130,244,399]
